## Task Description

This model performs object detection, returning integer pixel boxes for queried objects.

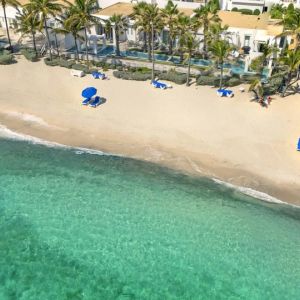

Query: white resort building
[0,0,295,72]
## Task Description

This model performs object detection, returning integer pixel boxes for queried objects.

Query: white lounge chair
[71,70,84,77]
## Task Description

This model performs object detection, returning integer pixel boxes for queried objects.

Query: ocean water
[0,138,299,300]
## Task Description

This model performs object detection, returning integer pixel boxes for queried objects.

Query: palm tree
[182,32,199,86]
[270,4,285,19]
[282,7,300,49]
[55,9,83,60]
[65,0,98,62]
[193,0,220,59]
[16,6,40,56]
[26,0,62,60]
[144,3,163,68]
[249,78,264,99]
[279,48,300,96]
[210,40,232,88]
[175,14,191,63]
[1,0,20,51]
[107,14,128,57]
[133,1,149,53]
[161,0,181,55]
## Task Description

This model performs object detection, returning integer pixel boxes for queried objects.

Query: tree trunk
[54,32,60,57]
[151,23,155,81]
[143,31,147,52]
[147,32,152,61]
[220,62,223,89]
[74,34,79,61]
[115,28,120,56]
[32,30,38,56]
[203,23,208,59]
[179,50,184,64]
[44,18,52,60]
[186,55,191,86]
[84,27,89,62]
[169,34,173,56]
[2,4,13,52]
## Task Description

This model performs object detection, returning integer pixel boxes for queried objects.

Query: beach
[1,57,300,205]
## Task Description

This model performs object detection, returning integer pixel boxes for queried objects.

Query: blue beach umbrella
[82,87,97,99]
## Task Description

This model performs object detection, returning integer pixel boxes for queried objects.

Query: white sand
[1,57,300,205]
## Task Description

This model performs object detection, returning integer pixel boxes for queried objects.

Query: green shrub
[21,48,38,62]
[240,74,260,83]
[44,57,60,66]
[59,59,74,69]
[231,7,238,12]
[159,70,186,85]
[196,75,219,86]
[113,70,152,81]
[239,9,253,15]
[72,63,88,73]
[253,9,260,15]
[226,77,242,87]
[0,52,15,65]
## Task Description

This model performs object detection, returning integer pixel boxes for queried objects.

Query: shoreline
[1,58,300,206]
[1,117,299,209]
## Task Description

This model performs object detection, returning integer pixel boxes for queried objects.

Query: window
[244,35,250,47]
[279,36,285,48]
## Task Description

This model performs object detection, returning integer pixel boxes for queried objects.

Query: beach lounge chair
[297,138,300,151]
[71,70,84,77]
[217,89,234,97]
[82,98,91,105]
[151,80,168,89]
[89,96,101,108]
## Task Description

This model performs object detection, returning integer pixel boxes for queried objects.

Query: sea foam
[0,123,112,156]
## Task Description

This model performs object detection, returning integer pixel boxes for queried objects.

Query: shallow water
[0,138,299,299]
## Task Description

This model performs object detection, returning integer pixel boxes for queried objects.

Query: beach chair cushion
[82,98,91,105]
[89,96,101,108]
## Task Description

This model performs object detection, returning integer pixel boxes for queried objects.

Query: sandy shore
[1,57,300,205]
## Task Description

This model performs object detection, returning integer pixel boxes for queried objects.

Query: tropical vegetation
[1,0,298,97]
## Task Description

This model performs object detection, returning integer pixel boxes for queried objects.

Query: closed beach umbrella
[82,87,97,98]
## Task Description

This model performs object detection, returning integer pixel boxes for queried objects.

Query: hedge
[158,71,186,85]
[113,70,152,81]
[44,57,60,66]
[72,63,89,73]
[59,59,74,69]
[239,9,253,15]
[21,49,38,62]
[226,77,242,87]
[253,9,260,15]
[196,75,219,86]
[0,51,15,65]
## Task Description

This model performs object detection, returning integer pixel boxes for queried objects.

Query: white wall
[0,6,19,28]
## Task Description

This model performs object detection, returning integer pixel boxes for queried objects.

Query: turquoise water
[0,138,299,299]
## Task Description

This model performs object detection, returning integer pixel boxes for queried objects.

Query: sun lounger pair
[82,96,101,107]
[92,71,106,80]
[151,80,171,89]
[217,89,234,97]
